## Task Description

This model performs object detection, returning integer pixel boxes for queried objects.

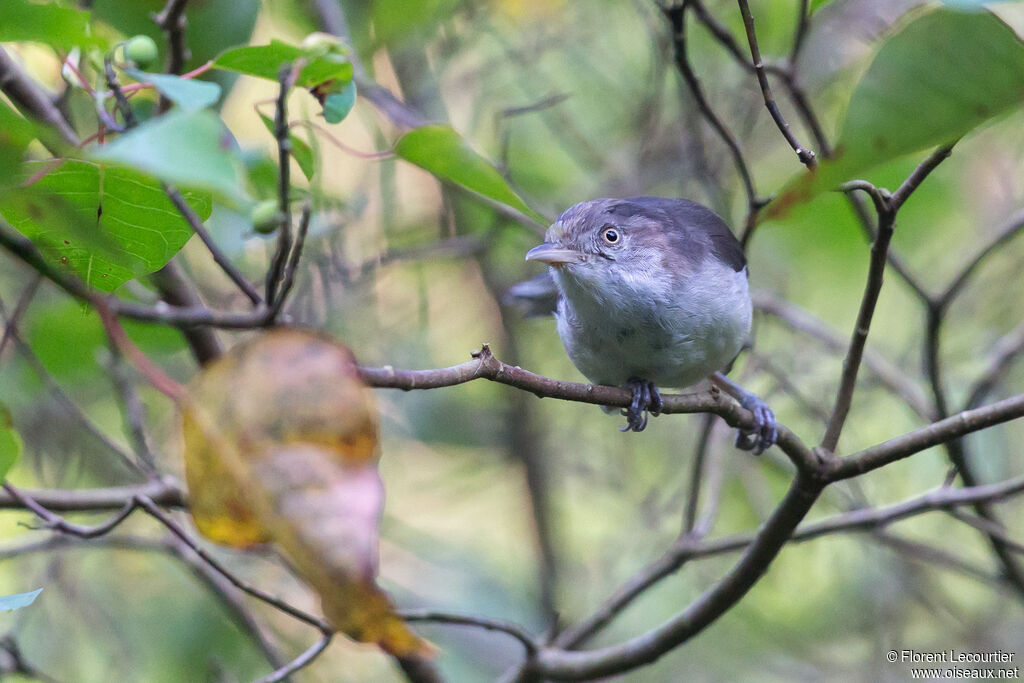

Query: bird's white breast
[553,259,751,389]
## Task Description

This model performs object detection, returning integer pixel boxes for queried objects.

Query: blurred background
[1,0,1024,680]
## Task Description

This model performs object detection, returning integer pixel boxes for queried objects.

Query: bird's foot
[620,378,662,433]
[734,392,777,455]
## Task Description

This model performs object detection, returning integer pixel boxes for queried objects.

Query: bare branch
[255,634,332,683]
[163,184,264,306]
[939,207,1024,309]
[524,473,825,680]
[753,290,934,420]
[0,479,184,511]
[268,202,312,322]
[153,0,191,76]
[829,391,1024,480]
[400,609,538,655]
[661,4,766,218]
[0,47,80,146]
[822,145,954,451]
[550,473,1024,656]
[965,320,1024,410]
[133,495,332,632]
[266,64,300,305]
[359,344,817,473]
[736,0,816,167]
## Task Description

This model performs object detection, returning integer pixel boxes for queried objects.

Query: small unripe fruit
[124,35,159,69]
[250,200,281,234]
[301,32,343,55]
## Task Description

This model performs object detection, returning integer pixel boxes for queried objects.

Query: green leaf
[0,589,42,612]
[258,113,315,181]
[394,124,543,222]
[124,69,222,111]
[214,40,354,88]
[91,110,244,201]
[0,103,38,190]
[0,159,211,291]
[322,82,357,124]
[769,8,1024,216]
[0,404,22,481]
[0,0,99,49]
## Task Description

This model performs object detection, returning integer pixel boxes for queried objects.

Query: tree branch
[829,391,1024,480]
[0,47,79,146]
[735,0,816,167]
[358,344,817,473]
[822,145,954,451]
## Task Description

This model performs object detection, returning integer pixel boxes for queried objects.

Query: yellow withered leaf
[181,328,428,656]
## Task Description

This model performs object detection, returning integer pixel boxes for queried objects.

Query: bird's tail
[503,271,559,318]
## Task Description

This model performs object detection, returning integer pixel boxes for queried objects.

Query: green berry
[124,35,159,69]
[301,32,343,56]
[251,200,282,234]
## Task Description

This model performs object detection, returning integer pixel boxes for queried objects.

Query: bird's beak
[525,242,584,266]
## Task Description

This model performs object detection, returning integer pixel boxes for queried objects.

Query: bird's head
[525,198,690,301]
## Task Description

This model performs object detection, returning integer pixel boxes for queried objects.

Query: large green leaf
[0,404,22,481]
[124,70,222,111]
[394,124,543,222]
[214,40,353,88]
[0,0,99,49]
[0,160,211,291]
[0,589,42,612]
[769,8,1024,215]
[91,110,244,201]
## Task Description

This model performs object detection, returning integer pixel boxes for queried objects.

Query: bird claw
[620,378,661,433]
[734,393,777,455]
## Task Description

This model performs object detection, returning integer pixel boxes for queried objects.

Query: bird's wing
[624,197,747,273]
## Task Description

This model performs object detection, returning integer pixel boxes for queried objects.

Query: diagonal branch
[735,0,816,167]
[661,4,766,218]
[821,145,954,451]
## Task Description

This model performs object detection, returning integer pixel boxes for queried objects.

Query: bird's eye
[602,227,620,244]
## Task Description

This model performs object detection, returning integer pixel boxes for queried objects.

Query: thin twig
[939,207,1024,309]
[104,338,159,473]
[736,0,816,167]
[0,274,41,360]
[0,47,80,146]
[153,0,191,77]
[163,184,264,306]
[752,290,933,421]
[662,4,766,220]
[266,63,300,305]
[0,297,141,474]
[134,496,332,633]
[2,482,140,539]
[255,634,332,683]
[400,609,538,655]
[964,321,1024,410]
[822,146,954,451]
[268,202,311,322]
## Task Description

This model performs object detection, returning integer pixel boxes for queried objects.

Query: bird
[507,196,776,454]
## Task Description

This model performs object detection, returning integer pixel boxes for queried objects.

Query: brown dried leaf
[181,328,427,656]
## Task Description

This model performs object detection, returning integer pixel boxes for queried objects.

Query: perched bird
[508,196,776,454]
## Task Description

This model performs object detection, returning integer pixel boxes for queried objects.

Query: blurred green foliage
[0,0,1023,681]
